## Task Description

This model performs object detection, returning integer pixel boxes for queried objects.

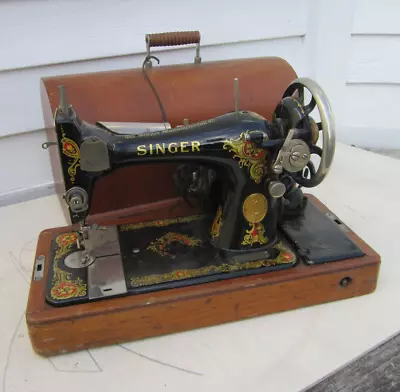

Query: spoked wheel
[274,78,336,187]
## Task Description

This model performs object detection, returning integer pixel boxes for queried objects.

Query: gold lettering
[156,143,166,154]
[137,145,147,156]
[138,141,200,155]
[192,141,201,152]
[180,142,189,153]
[168,143,178,153]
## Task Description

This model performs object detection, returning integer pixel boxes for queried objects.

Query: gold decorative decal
[61,127,80,184]
[147,232,201,258]
[130,242,295,287]
[292,96,306,116]
[119,215,202,232]
[210,206,223,240]
[223,131,267,183]
[242,193,268,223]
[242,222,269,246]
[50,232,87,300]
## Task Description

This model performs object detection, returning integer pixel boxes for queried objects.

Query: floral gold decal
[147,232,201,258]
[130,242,295,287]
[119,215,202,232]
[223,131,267,183]
[61,127,80,184]
[51,232,87,300]
[210,206,223,240]
[242,222,268,246]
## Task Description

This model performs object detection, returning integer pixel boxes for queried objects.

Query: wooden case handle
[145,31,201,65]
[146,31,200,47]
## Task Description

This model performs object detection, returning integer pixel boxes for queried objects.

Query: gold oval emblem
[242,193,268,223]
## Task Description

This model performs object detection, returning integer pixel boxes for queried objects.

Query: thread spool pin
[234,78,239,115]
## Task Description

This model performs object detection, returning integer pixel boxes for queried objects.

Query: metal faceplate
[87,225,121,258]
[88,254,127,299]
[80,138,110,172]
[86,225,127,299]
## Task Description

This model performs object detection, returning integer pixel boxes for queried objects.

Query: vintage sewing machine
[26,33,380,356]
[45,77,352,305]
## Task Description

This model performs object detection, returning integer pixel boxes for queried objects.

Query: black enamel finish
[281,200,364,264]
[119,216,294,294]
[44,197,364,307]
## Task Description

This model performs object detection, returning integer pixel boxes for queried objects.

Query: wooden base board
[26,196,380,356]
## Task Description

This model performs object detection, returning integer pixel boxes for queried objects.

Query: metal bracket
[34,255,45,280]
[272,129,310,173]
[42,141,57,149]
[326,212,351,232]
[273,129,295,173]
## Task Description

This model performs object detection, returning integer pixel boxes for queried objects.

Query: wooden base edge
[27,262,379,357]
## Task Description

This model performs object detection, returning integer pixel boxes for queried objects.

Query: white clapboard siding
[352,0,400,35]
[344,84,399,128]
[0,130,54,205]
[0,36,305,138]
[341,0,400,148]
[347,35,400,84]
[0,0,307,71]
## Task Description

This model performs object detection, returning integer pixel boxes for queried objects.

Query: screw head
[339,277,352,287]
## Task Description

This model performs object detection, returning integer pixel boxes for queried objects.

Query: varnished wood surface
[41,57,296,128]
[40,57,297,221]
[26,195,380,356]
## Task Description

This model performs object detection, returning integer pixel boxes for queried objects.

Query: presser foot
[50,225,128,304]
[64,250,95,268]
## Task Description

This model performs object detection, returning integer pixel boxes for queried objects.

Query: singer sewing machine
[26,38,380,356]
[44,76,356,305]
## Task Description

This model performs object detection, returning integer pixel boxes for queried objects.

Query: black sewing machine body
[44,79,364,307]
[57,108,286,251]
